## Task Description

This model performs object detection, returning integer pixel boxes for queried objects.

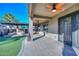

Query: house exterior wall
[48,4,79,45]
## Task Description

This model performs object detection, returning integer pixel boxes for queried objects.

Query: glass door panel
[75,14,79,47]
[64,16,72,46]
[58,18,64,42]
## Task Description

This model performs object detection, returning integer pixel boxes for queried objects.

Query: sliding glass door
[59,16,72,46]
[59,11,79,47]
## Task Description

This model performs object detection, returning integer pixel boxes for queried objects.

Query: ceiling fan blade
[56,3,64,8]
[46,5,52,9]
[56,8,64,10]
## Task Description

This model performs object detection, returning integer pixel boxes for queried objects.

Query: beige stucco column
[28,17,33,41]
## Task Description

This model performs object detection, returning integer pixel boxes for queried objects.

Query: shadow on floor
[63,44,77,56]
[33,32,45,41]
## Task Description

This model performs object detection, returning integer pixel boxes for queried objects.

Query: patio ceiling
[29,3,76,24]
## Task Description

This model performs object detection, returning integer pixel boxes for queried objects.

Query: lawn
[0,36,25,56]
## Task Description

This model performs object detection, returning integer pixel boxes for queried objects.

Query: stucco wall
[48,4,79,41]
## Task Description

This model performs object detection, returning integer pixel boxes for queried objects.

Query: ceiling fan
[46,3,64,12]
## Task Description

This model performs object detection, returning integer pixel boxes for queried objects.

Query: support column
[28,17,33,41]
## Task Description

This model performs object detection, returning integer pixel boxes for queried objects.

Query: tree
[3,13,20,33]
[4,13,15,23]
[4,13,20,23]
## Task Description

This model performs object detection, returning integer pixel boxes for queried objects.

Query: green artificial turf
[0,36,25,56]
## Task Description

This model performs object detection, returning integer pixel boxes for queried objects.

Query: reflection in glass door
[76,14,79,47]
[72,13,79,47]
[59,16,72,46]
[58,18,64,42]
[64,16,72,46]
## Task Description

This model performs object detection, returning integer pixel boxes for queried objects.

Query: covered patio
[27,3,79,56]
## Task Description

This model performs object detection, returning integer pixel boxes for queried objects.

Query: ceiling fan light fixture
[52,9,56,12]
[51,4,56,12]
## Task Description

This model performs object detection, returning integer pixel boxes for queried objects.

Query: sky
[0,3,29,24]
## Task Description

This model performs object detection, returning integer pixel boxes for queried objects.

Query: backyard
[0,36,25,56]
